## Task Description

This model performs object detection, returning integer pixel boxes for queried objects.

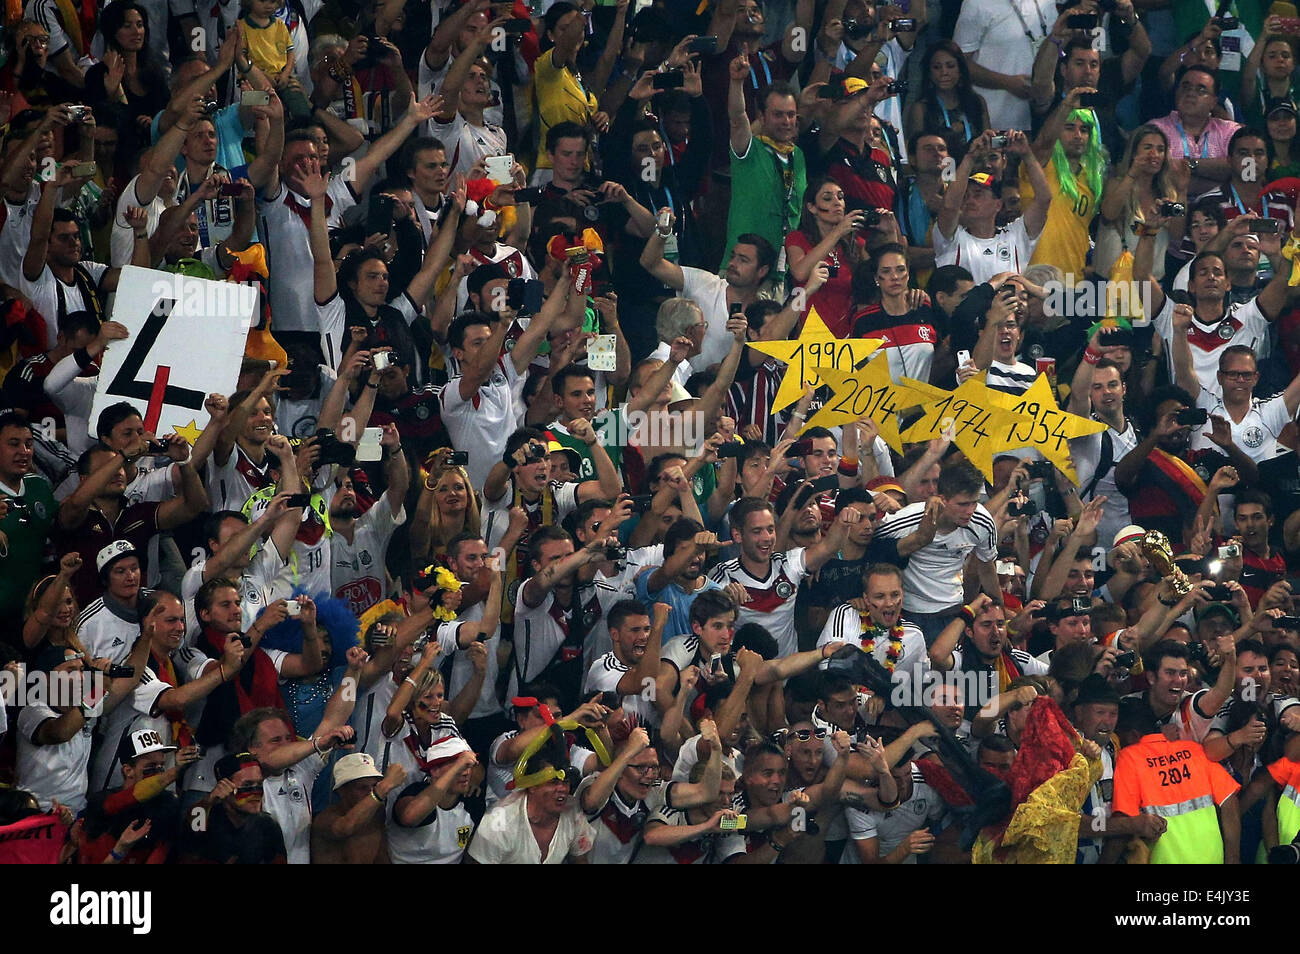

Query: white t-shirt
[877,502,998,613]
[205,444,275,513]
[16,704,95,811]
[816,607,929,689]
[419,52,505,129]
[1072,419,1140,549]
[19,261,109,351]
[954,0,1056,132]
[77,598,142,665]
[432,111,509,180]
[388,784,475,864]
[583,650,658,728]
[468,792,596,863]
[262,754,327,864]
[111,174,170,267]
[508,588,574,699]
[181,546,290,646]
[0,182,40,289]
[1191,384,1292,463]
[440,357,518,491]
[257,176,357,334]
[840,763,946,863]
[706,548,809,658]
[678,267,741,370]
[933,217,1040,286]
[275,366,338,439]
[436,601,503,720]
[1152,293,1272,394]
[636,803,746,864]
[331,494,404,616]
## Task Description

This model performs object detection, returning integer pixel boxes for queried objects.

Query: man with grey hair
[647,298,706,386]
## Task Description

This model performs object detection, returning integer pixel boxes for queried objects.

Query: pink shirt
[1149,111,1241,200]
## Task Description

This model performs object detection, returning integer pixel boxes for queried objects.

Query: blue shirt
[634,567,723,640]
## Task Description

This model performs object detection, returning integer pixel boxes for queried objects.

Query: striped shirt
[877,503,997,613]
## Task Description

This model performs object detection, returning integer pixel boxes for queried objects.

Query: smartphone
[719,814,748,831]
[653,69,685,90]
[507,277,544,315]
[366,192,395,236]
[890,18,916,31]
[709,653,725,677]
[716,442,747,459]
[687,35,718,54]
[629,493,655,513]
[70,161,97,178]
[1204,583,1233,601]
[1176,407,1209,426]
[808,474,840,494]
[1098,326,1133,347]
[484,153,514,184]
[789,438,814,456]
[514,186,544,204]
[957,349,972,367]
[826,264,839,277]
[1067,13,1098,28]
[503,17,530,35]
[1078,92,1102,108]
[357,426,383,462]
[285,492,313,508]
[219,182,243,196]
[886,80,908,96]
[240,90,272,107]
[1252,217,1282,234]
[1275,615,1300,629]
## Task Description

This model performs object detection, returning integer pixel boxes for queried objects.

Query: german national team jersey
[816,606,928,687]
[331,494,404,616]
[1152,293,1271,394]
[636,803,747,864]
[707,549,809,658]
[841,763,946,863]
[577,775,674,865]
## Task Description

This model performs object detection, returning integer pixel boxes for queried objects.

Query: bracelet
[312,737,325,756]
[1158,594,1179,607]
[959,604,977,624]
[1082,347,1101,365]
[789,411,806,421]
[109,847,127,862]
[365,381,378,389]
[766,831,788,852]
[218,662,227,682]
[404,676,417,688]
[370,789,385,804]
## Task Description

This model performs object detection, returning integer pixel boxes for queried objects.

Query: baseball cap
[332,752,385,791]
[1112,525,1146,548]
[215,751,260,782]
[1266,97,1298,119]
[1194,602,1238,625]
[96,539,137,576]
[117,728,177,764]
[425,735,472,771]
[866,476,905,497]
[968,171,1003,197]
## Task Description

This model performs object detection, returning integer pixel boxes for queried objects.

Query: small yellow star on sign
[172,419,204,447]
[987,374,1108,485]
[745,307,884,412]
[801,354,936,454]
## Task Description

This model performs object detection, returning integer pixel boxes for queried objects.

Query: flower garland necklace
[856,613,904,671]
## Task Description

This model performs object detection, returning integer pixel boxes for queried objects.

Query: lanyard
[1006,0,1049,53]
[939,102,972,145]
[1174,116,1210,160]
[645,183,674,220]
[1228,183,1251,215]
[748,52,772,92]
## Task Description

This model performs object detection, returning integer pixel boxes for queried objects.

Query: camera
[687,36,717,53]
[514,186,544,204]
[886,80,908,96]
[628,493,655,513]
[1157,200,1187,218]
[522,442,548,464]
[826,264,839,277]
[841,18,874,39]
[1204,583,1233,602]
[989,134,1009,149]
[303,427,357,468]
[1276,615,1300,630]
[716,442,747,459]
[238,634,252,648]
[1114,650,1137,670]
[1218,543,1241,560]
[412,633,433,653]
[445,450,469,467]
[1008,498,1038,517]
[1252,217,1282,234]
[603,543,628,562]
[890,18,916,31]
[285,599,301,617]
[1077,92,1102,108]
[507,277,544,315]
[652,69,685,90]
[1213,14,1239,30]
[105,664,135,678]
[862,208,883,227]
[372,350,392,371]
[1067,13,1098,29]
[1025,460,1055,480]
[1176,407,1208,427]
[502,18,530,35]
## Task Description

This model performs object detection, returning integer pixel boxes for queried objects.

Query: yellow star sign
[801,354,936,454]
[900,377,1038,483]
[173,419,204,446]
[990,374,1108,485]
[746,307,884,412]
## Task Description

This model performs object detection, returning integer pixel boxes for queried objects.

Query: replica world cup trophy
[1139,530,1192,596]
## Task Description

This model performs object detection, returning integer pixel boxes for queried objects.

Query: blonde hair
[427,465,481,548]
[24,576,86,653]
[409,667,444,706]
[1116,125,1178,225]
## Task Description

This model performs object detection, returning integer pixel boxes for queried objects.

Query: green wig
[1051,109,1107,207]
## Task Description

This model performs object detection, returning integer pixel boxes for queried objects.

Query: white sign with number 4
[88,266,256,445]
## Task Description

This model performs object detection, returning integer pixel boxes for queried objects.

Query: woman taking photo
[847,242,941,384]
[1240,22,1300,127]
[783,177,866,336]
[410,453,482,567]
[1095,124,1187,282]
[904,41,989,154]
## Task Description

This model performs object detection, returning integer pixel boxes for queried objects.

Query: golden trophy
[1140,530,1192,596]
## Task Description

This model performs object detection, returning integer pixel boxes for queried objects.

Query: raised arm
[639,208,686,290]
[727,46,754,157]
